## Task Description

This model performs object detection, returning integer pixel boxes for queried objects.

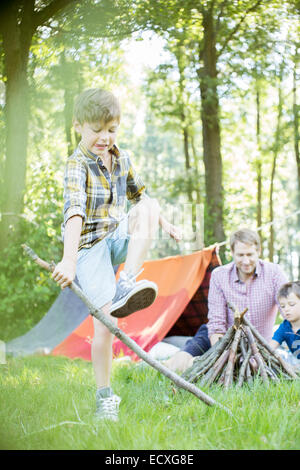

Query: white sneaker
[95,391,121,422]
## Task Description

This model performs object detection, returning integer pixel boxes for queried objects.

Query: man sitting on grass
[164,228,288,373]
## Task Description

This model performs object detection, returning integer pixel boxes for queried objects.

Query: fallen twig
[20,420,88,439]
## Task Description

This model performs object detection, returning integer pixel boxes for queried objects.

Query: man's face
[74,119,119,158]
[232,241,260,278]
[279,293,300,323]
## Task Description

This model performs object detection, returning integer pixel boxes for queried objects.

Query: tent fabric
[51,246,220,361]
[6,279,90,356]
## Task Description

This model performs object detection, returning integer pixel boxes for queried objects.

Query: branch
[33,0,75,30]
[217,0,264,58]
[43,22,144,41]
[215,0,229,33]
[22,244,232,415]
[223,327,242,388]
[243,326,268,383]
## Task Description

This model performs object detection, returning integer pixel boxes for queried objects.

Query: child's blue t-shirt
[272,320,300,359]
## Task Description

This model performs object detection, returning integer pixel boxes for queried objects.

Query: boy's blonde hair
[230,228,261,252]
[278,281,300,300]
[73,88,121,125]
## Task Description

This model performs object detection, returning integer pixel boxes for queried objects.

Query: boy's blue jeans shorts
[76,216,130,309]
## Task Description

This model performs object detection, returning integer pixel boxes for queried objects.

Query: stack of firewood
[183,303,299,388]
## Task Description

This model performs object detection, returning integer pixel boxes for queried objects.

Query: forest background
[0,0,299,343]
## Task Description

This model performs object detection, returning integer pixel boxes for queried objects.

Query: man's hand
[210,333,224,346]
[52,257,76,289]
[163,351,194,373]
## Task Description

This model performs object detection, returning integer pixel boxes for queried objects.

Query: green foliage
[0,163,63,342]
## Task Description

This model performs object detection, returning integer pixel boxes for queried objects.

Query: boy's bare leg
[92,198,160,382]
[110,197,160,318]
[124,197,160,275]
[91,301,116,389]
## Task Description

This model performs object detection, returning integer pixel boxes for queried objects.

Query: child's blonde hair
[73,88,121,125]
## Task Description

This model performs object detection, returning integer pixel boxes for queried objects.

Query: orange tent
[52,246,220,361]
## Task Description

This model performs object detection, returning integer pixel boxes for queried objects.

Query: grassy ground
[1,355,300,450]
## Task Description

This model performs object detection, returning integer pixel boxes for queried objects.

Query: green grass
[1,355,300,450]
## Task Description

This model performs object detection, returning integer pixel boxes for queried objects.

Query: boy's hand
[52,257,76,289]
[160,218,182,242]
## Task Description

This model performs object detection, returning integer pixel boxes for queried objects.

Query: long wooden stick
[204,349,230,387]
[22,244,232,415]
[224,327,242,388]
[243,326,268,383]
[237,334,251,386]
[237,348,252,387]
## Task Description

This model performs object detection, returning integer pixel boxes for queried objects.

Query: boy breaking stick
[23,244,231,417]
[52,88,182,421]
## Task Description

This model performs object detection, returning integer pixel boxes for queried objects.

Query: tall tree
[292,46,300,276]
[0,0,132,249]
[145,34,201,218]
[134,0,265,245]
[0,0,75,248]
[269,57,284,261]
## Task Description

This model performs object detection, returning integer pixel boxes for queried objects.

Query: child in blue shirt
[270,281,300,368]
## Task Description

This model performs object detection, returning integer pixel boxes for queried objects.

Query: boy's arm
[52,215,83,289]
[159,212,182,242]
[53,155,87,289]
[269,339,280,350]
[270,321,284,349]
[139,193,182,242]
[126,155,181,241]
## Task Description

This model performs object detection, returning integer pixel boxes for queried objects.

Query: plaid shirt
[207,260,288,341]
[166,248,221,337]
[62,142,146,250]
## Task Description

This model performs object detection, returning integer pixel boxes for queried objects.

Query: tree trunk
[255,88,263,232]
[198,7,225,246]
[0,0,75,250]
[174,42,199,239]
[269,62,284,262]
[0,1,34,248]
[60,50,76,156]
[174,44,194,205]
[190,133,202,206]
[292,48,300,278]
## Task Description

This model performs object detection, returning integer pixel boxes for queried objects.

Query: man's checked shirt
[207,260,288,341]
[62,142,145,250]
